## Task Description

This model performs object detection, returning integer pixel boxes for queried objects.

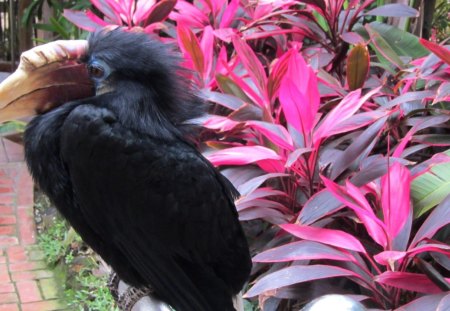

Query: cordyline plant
[62,0,450,310]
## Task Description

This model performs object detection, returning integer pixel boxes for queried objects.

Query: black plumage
[24,29,251,311]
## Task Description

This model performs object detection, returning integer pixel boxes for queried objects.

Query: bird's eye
[88,64,105,79]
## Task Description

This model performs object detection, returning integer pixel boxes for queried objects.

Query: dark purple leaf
[411,194,450,247]
[330,115,388,180]
[238,173,288,196]
[239,206,289,224]
[253,240,355,263]
[375,271,448,293]
[395,293,449,311]
[201,90,245,111]
[298,189,344,225]
[365,4,418,17]
[244,265,356,298]
[63,9,106,31]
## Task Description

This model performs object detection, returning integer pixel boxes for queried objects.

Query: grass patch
[35,193,118,311]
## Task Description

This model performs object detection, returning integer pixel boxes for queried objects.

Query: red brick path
[0,138,64,311]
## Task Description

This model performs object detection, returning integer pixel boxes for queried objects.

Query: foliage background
[18,0,450,310]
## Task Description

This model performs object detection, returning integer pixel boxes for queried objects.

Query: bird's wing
[59,104,247,310]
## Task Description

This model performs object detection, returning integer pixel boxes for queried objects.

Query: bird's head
[0,27,204,135]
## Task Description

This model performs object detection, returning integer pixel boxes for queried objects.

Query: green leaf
[0,121,26,135]
[356,22,428,59]
[412,150,450,218]
[364,23,404,69]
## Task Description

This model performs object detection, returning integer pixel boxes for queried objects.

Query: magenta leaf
[219,0,239,28]
[90,0,123,25]
[244,265,357,298]
[395,293,450,311]
[381,163,411,240]
[374,250,407,266]
[200,26,215,84]
[177,24,204,75]
[322,176,388,248]
[280,224,367,253]
[63,9,106,31]
[207,146,281,166]
[253,240,355,263]
[375,271,448,294]
[314,87,381,145]
[203,115,239,131]
[279,50,320,140]
[133,0,157,24]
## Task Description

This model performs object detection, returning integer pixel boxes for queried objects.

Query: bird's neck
[97,84,182,140]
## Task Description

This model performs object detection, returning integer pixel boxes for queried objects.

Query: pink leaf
[63,10,106,31]
[203,115,239,131]
[177,24,204,75]
[374,250,407,266]
[90,0,123,25]
[381,163,411,240]
[220,0,240,28]
[375,272,448,294]
[314,87,381,145]
[280,224,367,253]
[200,26,214,84]
[278,50,320,139]
[245,265,357,298]
[246,121,294,151]
[419,38,450,66]
[253,240,355,263]
[169,1,209,28]
[207,146,282,166]
[133,0,156,24]
[322,177,388,248]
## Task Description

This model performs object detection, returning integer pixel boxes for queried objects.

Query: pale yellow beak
[0,40,94,123]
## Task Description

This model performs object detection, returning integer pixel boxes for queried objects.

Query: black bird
[0,28,251,310]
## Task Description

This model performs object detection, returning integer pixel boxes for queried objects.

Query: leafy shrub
[64,0,450,310]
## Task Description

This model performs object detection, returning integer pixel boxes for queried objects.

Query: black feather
[25,28,251,311]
